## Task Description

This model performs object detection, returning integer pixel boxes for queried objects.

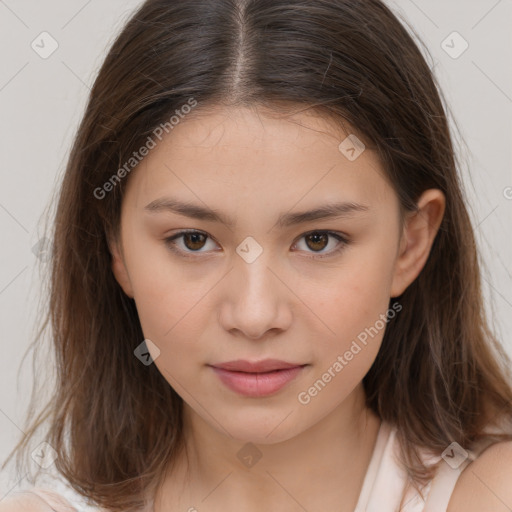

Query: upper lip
[210,359,306,373]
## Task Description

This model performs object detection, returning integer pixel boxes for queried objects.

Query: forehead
[122,105,396,218]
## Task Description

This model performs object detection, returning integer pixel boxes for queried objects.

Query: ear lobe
[108,234,134,299]
[390,189,446,298]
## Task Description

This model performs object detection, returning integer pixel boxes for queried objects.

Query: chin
[214,406,307,445]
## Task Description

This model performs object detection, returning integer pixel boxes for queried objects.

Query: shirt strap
[423,436,497,512]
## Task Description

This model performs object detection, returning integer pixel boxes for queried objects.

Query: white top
[11,419,502,511]
[353,420,493,511]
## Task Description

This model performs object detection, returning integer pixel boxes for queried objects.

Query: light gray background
[1,0,511,497]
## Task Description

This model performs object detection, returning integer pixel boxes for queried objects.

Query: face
[110,106,427,445]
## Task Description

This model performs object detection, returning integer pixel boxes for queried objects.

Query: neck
[156,384,382,511]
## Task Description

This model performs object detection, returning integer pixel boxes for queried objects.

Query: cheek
[122,233,212,342]
[317,246,397,344]
[133,271,214,351]
[295,254,396,413]
[304,246,396,403]
[131,263,214,383]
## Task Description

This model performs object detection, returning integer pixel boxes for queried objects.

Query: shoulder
[0,487,84,512]
[448,440,512,512]
[0,492,55,511]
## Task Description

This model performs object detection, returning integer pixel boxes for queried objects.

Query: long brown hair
[4,0,512,510]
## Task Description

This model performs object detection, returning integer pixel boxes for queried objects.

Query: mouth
[208,359,308,397]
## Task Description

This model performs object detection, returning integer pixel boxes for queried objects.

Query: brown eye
[304,232,329,252]
[182,232,207,251]
[293,230,349,259]
[164,229,349,260]
[164,230,218,257]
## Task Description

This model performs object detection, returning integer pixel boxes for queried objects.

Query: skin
[448,440,512,511]
[1,107,510,512]
[108,105,446,511]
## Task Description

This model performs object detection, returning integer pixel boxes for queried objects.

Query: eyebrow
[144,197,369,228]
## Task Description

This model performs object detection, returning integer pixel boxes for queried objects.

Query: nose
[218,252,293,341]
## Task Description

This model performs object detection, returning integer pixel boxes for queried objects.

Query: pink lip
[209,359,307,397]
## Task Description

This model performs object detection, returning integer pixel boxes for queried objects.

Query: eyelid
[163,229,350,260]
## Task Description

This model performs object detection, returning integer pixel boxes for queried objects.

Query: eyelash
[163,229,350,260]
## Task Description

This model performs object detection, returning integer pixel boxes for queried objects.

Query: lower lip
[210,365,306,397]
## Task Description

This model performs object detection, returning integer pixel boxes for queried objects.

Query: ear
[108,233,134,299]
[390,189,446,298]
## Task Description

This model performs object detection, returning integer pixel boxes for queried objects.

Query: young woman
[2,0,512,511]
